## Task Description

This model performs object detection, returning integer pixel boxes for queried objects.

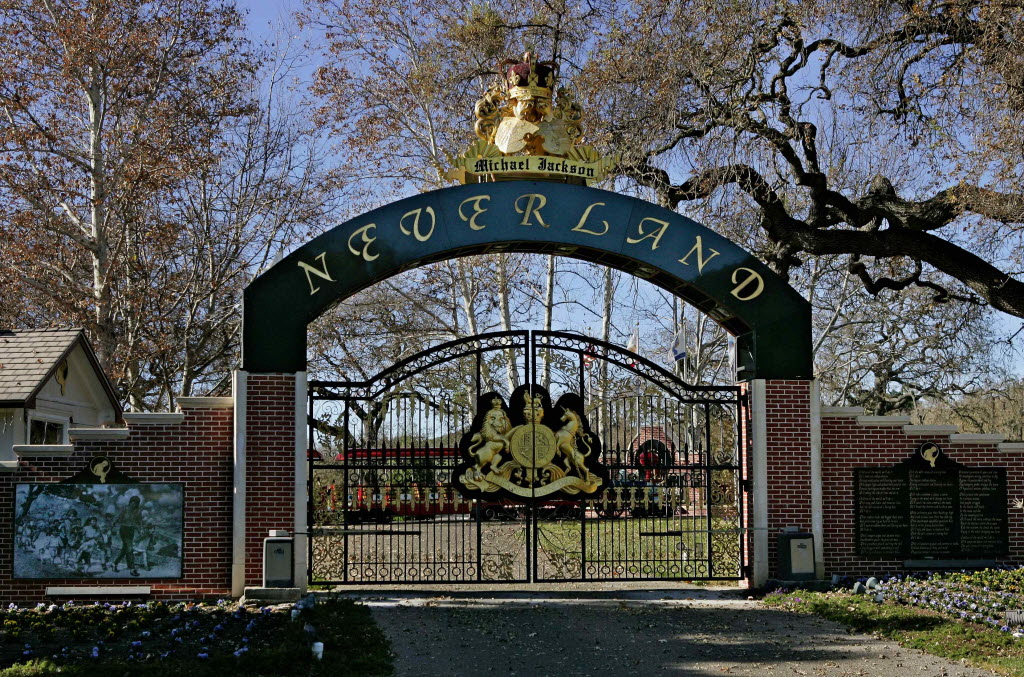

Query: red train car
[318,447,574,522]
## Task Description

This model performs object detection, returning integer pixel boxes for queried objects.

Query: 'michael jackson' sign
[453,385,609,501]
[447,52,616,186]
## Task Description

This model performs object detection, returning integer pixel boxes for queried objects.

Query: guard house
[0,329,122,466]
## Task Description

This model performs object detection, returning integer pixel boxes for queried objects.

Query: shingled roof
[0,328,120,412]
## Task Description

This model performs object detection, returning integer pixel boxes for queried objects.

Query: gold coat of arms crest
[446,51,616,186]
[453,385,608,500]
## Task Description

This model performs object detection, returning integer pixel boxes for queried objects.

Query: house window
[29,417,66,444]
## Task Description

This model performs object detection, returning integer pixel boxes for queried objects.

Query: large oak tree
[579,0,1024,317]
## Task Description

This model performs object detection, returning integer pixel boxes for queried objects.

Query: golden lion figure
[468,398,511,476]
[555,408,592,475]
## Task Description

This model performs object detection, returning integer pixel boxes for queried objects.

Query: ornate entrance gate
[308,330,747,584]
[240,52,812,592]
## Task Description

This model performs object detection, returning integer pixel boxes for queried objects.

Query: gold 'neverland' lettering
[730,267,765,300]
[458,195,490,230]
[347,223,379,262]
[677,236,721,273]
[515,193,550,227]
[570,202,609,236]
[297,252,334,295]
[625,217,669,250]
[399,206,436,242]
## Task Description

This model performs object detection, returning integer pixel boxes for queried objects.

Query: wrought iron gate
[308,330,748,584]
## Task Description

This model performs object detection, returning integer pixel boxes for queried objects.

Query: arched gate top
[243,181,811,380]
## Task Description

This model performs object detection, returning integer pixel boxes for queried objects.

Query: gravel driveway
[354,588,996,676]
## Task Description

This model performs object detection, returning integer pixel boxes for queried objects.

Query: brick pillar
[750,379,817,584]
[241,373,306,590]
[764,380,814,579]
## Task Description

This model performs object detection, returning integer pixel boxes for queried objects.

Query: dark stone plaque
[854,444,1008,558]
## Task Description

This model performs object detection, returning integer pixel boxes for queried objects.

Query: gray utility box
[777,531,815,581]
[263,531,294,588]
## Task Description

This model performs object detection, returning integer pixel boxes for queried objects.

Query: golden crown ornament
[447,52,615,186]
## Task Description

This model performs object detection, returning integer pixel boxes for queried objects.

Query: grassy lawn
[0,597,392,676]
[537,516,743,578]
[765,588,1024,676]
[312,514,744,582]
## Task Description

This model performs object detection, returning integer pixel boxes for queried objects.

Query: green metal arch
[242,181,812,380]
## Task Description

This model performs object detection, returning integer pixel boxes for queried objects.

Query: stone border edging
[177,396,233,409]
[13,444,75,456]
[45,586,151,596]
[68,428,130,441]
[857,415,911,426]
[902,424,959,436]
[123,412,185,425]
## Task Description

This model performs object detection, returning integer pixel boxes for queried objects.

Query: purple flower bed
[0,599,283,668]
[874,567,1024,637]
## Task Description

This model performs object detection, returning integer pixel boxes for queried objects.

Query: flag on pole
[727,335,737,378]
[626,326,639,367]
[582,344,596,369]
[668,326,686,363]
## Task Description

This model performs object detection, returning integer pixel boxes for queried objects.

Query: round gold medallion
[508,424,557,469]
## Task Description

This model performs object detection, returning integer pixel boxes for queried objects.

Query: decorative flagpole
[672,296,680,379]
[681,315,688,383]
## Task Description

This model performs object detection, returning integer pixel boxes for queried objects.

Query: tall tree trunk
[542,255,555,391]
[496,254,520,391]
[87,70,115,372]
[455,259,492,393]
[456,259,479,337]
[597,266,614,434]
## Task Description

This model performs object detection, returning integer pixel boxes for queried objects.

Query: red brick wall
[0,407,233,604]
[631,427,677,452]
[16,372,1019,597]
[243,374,299,586]
[765,380,813,578]
[821,415,1024,577]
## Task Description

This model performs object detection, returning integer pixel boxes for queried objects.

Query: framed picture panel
[13,483,184,579]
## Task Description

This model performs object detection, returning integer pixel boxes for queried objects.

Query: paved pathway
[352,588,996,677]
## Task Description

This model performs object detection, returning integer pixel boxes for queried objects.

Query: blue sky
[238,0,297,36]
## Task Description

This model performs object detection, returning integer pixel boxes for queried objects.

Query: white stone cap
[0,460,19,472]
[949,433,1006,444]
[177,396,233,409]
[998,442,1024,453]
[123,412,185,425]
[45,586,151,596]
[857,415,912,426]
[14,444,75,456]
[902,424,959,436]
[821,407,863,418]
[69,428,130,440]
